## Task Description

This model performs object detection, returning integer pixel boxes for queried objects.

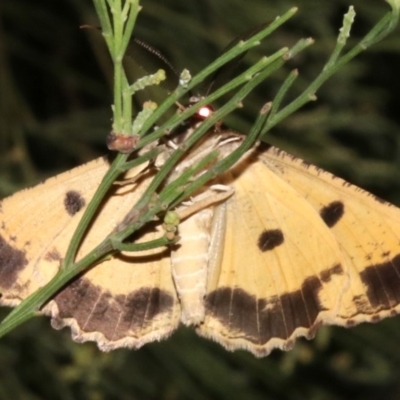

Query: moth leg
[177,185,234,221]
[113,166,152,186]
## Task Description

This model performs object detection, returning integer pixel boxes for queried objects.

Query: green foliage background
[1,0,400,399]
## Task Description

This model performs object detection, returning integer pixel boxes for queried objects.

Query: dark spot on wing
[258,229,284,252]
[372,194,387,205]
[352,294,368,308]
[346,319,356,327]
[0,235,28,289]
[371,314,382,323]
[53,278,175,341]
[360,254,400,310]
[320,201,344,228]
[64,191,85,216]
[320,264,343,283]
[44,249,62,262]
[256,142,273,153]
[205,275,325,345]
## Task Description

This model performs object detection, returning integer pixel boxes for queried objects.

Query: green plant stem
[264,8,400,135]
[137,7,298,137]
[63,147,161,267]
[137,49,287,150]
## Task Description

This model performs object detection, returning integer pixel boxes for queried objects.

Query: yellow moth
[1,131,400,357]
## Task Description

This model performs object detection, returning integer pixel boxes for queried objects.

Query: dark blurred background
[2,0,400,399]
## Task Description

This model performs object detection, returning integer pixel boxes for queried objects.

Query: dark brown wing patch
[0,235,28,289]
[360,255,400,311]
[319,201,344,228]
[64,191,86,216]
[206,280,324,344]
[258,229,284,252]
[52,278,176,341]
[320,264,344,283]
[204,263,344,346]
[44,249,62,262]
